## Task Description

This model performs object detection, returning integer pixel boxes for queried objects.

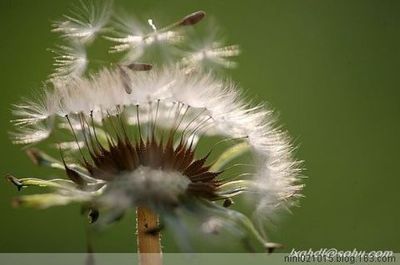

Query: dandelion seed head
[8,1,303,251]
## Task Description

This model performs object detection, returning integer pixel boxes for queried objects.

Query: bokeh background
[1,0,399,253]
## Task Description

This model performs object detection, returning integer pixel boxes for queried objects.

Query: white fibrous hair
[49,43,87,79]
[9,0,303,251]
[181,43,241,69]
[107,16,184,62]
[52,0,111,43]
[100,166,191,209]
[10,123,52,145]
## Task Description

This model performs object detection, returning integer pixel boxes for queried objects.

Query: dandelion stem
[137,206,162,265]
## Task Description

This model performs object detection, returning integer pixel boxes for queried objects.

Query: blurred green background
[1,0,399,253]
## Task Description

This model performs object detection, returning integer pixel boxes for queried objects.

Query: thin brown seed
[178,11,206,26]
[118,65,133,94]
[127,63,153,71]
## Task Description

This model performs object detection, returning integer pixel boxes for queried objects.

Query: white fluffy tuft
[52,0,111,43]
[182,43,240,70]
[49,43,88,79]
[106,14,184,61]
[100,166,190,209]
[14,65,302,216]
[10,123,52,145]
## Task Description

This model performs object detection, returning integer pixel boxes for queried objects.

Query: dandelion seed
[183,43,240,69]
[12,100,50,126]
[117,65,133,94]
[107,11,206,61]
[10,122,52,145]
[107,22,183,61]
[52,0,111,43]
[49,43,88,79]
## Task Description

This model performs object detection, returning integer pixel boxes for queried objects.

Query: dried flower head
[7,1,303,252]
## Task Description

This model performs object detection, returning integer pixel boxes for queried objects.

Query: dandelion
[6,0,303,261]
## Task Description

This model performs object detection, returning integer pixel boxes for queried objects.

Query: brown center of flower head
[63,105,223,199]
